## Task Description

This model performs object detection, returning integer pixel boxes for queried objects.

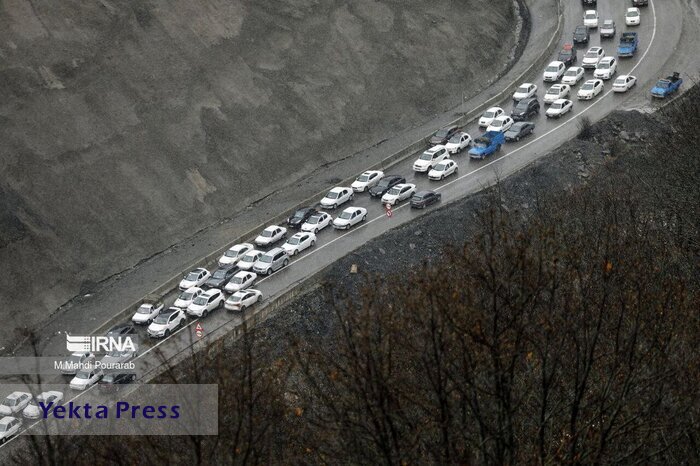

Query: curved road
[2,0,698,455]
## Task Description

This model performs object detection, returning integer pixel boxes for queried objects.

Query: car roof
[562,43,573,50]
[520,82,534,87]
[585,10,596,14]
[216,263,237,271]
[485,106,502,112]
[183,286,202,293]
[602,19,614,25]
[552,99,568,104]
[291,231,310,238]
[230,243,252,251]
[0,417,14,425]
[161,308,180,317]
[263,225,279,231]
[234,270,252,277]
[567,66,582,71]
[588,46,602,52]
[425,145,445,153]
[7,392,28,399]
[511,121,529,127]
[600,56,614,62]
[201,288,220,296]
[548,60,563,66]
[264,247,285,255]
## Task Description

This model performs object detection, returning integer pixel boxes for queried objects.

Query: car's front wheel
[362,215,367,222]
[165,329,171,338]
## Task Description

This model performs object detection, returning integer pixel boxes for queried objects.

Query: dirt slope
[0,0,517,340]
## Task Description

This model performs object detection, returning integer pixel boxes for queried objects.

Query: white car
[301,211,332,233]
[333,207,367,230]
[577,79,604,100]
[225,289,263,312]
[147,307,186,338]
[173,287,203,309]
[282,232,317,256]
[0,417,22,443]
[545,99,573,118]
[381,183,417,206]
[582,47,604,69]
[625,7,640,26]
[0,393,32,416]
[413,145,448,172]
[478,107,504,127]
[351,170,384,192]
[187,288,224,317]
[486,116,514,133]
[224,271,258,293]
[445,132,472,154]
[179,267,210,291]
[512,83,537,102]
[543,84,571,104]
[320,187,353,209]
[543,61,566,82]
[69,368,103,390]
[593,56,617,80]
[428,159,458,181]
[612,75,637,92]
[218,242,254,267]
[23,392,63,419]
[254,225,287,247]
[237,250,263,270]
[583,10,599,28]
[131,300,164,325]
[60,351,96,375]
[561,66,585,85]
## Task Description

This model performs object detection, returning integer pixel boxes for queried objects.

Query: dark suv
[204,264,238,289]
[511,98,540,121]
[573,25,590,44]
[287,207,317,229]
[428,125,460,146]
[557,44,577,66]
[368,175,406,198]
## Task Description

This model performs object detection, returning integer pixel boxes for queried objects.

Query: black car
[511,98,539,121]
[581,0,596,5]
[428,125,460,146]
[410,191,442,209]
[368,175,406,198]
[504,122,535,142]
[106,323,136,337]
[98,373,136,393]
[204,264,239,289]
[632,0,647,6]
[287,207,317,229]
[557,44,577,66]
[573,25,589,44]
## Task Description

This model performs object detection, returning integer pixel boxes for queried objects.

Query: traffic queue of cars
[35,2,653,428]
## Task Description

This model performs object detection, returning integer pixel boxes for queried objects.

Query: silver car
[253,248,289,275]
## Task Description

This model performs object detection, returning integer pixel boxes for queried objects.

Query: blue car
[651,72,682,98]
[469,131,505,160]
[617,32,638,57]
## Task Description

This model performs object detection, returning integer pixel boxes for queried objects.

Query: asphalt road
[2,0,698,456]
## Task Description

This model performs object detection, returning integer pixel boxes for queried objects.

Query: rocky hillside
[0,0,518,339]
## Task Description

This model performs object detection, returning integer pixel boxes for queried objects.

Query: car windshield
[491,120,503,127]
[326,191,339,199]
[448,134,462,143]
[224,249,238,257]
[339,211,354,220]
[585,51,599,58]
[137,305,152,314]
[179,291,194,300]
[435,163,448,171]
[474,140,488,148]
[614,78,625,85]
[261,229,274,237]
[185,272,199,281]
[213,270,227,279]
[552,103,563,110]
[546,87,559,95]
[307,215,321,224]
[75,371,90,379]
[582,83,594,90]
[1,399,14,407]
[517,85,529,93]
[153,314,171,324]
[575,27,586,34]
[0,424,8,432]
[241,252,258,262]
[357,174,371,182]
[229,295,243,303]
[511,123,525,131]
[627,11,638,17]
[419,152,434,161]
[232,276,245,284]
[585,13,596,20]
[565,69,578,76]
[433,129,448,138]
[599,62,610,69]
[193,296,208,305]
[657,81,670,89]
[546,65,559,72]
[387,187,401,196]
[603,21,613,28]
[559,50,572,58]
[259,255,273,264]
[288,237,301,245]
[483,110,496,118]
